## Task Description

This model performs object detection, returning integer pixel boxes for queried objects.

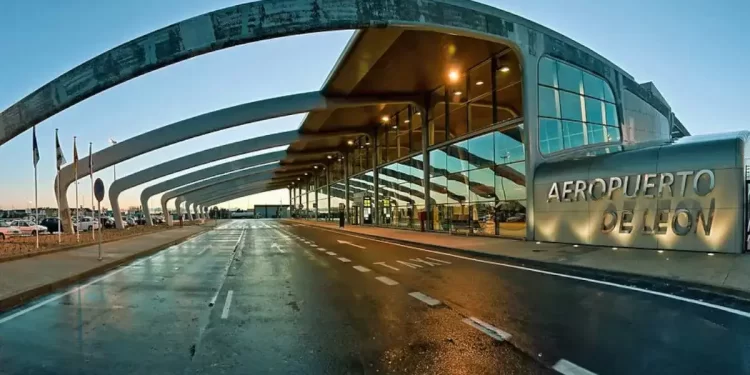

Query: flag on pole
[90,142,95,240]
[73,137,80,243]
[55,129,63,242]
[33,127,40,248]
[32,127,40,167]
[55,131,66,171]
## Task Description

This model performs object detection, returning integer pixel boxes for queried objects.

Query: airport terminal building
[2,0,748,254]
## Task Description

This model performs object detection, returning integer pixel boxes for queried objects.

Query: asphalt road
[1,219,749,374]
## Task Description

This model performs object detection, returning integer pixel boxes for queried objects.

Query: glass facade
[538,56,620,155]
[298,49,526,238]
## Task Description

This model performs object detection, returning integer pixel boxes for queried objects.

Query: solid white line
[552,359,597,375]
[462,317,512,341]
[375,276,399,286]
[326,252,337,256]
[353,266,371,272]
[303,225,750,319]
[221,290,234,319]
[337,257,351,263]
[0,232,211,325]
[408,292,441,306]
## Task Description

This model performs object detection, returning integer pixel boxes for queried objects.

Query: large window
[538,56,620,155]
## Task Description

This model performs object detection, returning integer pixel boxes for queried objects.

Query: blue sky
[0,0,747,210]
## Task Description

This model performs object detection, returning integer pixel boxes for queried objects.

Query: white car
[9,220,48,236]
[75,217,100,232]
[0,222,22,240]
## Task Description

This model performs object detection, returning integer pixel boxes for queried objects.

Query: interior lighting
[499,66,510,73]
[612,247,618,250]
[347,140,354,146]
[658,250,664,254]
[448,70,460,82]
[535,241,541,245]
[381,115,390,123]
[314,165,318,169]
[404,119,410,124]
[297,177,301,180]
[365,141,370,146]
[454,91,462,96]
[476,80,484,86]
[416,111,421,116]
[573,244,579,248]
[392,125,398,130]
[708,253,715,256]
[327,155,333,159]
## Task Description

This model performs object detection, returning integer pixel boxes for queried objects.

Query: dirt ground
[0,221,207,260]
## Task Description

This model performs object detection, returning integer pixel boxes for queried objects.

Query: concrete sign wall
[533,132,749,253]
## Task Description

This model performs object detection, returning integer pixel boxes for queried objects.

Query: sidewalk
[285,219,750,296]
[0,225,209,312]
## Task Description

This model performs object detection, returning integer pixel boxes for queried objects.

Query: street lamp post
[108,138,118,180]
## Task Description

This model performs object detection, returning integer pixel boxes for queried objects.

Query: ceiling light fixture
[314,165,318,169]
[392,125,397,130]
[454,91,462,96]
[499,66,510,73]
[448,70,460,82]
[347,140,354,146]
[404,120,410,124]
[327,155,333,159]
[381,115,390,123]
[365,141,370,146]
[416,111,421,116]
[476,80,484,86]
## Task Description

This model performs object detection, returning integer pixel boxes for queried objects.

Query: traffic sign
[94,178,105,202]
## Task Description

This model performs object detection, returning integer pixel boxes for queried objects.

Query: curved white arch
[146,150,287,226]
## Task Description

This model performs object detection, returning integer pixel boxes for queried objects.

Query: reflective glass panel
[585,97,604,124]
[539,119,563,154]
[587,123,606,144]
[562,121,585,148]
[557,61,583,93]
[560,91,583,121]
[582,72,604,99]
[539,57,558,87]
[538,86,560,118]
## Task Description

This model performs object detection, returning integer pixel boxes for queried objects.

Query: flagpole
[90,142,95,240]
[74,137,79,243]
[56,129,61,244]
[33,126,39,249]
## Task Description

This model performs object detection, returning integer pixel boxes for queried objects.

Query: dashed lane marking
[552,359,597,375]
[301,226,750,319]
[337,257,351,263]
[408,292,441,306]
[373,262,400,271]
[462,317,512,341]
[220,290,234,319]
[375,276,399,286]
[326,252,337,256]
[397,260,422,269]
[317,248,327,252]
[352,266,371,272]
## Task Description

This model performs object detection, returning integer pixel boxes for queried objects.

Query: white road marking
[426,257,451,264]
[353,266,371,272]
[553,359,597,375]
[221,290,234,319]
[317,248,327,252]
[375,276,399,286]
[303,226,750,319]
[337,240,366,249]
[271,243,285,253]
[408,292,441,306]
[196,247,210,256]
[410,258,440,267]
[462,317,512,341]
[396,260,422,269]
[326,252,337,256]
[337,257,351,263]
[373,262,400,271]
[310,244,318,248]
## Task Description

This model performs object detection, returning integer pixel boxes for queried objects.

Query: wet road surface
[1,219,749,374]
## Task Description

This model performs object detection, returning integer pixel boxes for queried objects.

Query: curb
[285,220,750,310]
[0,227,212,313]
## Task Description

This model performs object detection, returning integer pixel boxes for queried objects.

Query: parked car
[9,220,48,236]
[126,217,136,227]
[99,217,116,229]
[39,217,68,233]
[75,217,100,232]
[0,222,22,240]
[152,215,164,224]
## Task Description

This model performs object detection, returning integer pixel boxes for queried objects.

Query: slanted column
[344,152,350,224]
[326,162,331,221]
[314,174,319,220]
[422,93,431,230]
[372,131,379,225]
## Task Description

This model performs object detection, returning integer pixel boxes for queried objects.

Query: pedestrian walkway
[0,225,208,311]
[286,219,750,295]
